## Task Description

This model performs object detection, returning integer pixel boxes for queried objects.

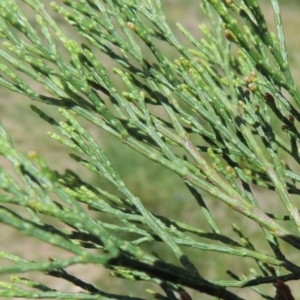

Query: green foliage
[0,0,300,299]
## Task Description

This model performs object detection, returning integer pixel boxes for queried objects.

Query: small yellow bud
[224,29,236,42]
[27,150,38,158]
[248,83,257,92]
[127,22,136,31]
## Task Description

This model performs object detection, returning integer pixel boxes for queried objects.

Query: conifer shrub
[0,0,299,299]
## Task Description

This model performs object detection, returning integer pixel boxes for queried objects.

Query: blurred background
[0,0,300,299]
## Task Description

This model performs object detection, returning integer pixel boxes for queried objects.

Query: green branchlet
[0,0,300,299]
